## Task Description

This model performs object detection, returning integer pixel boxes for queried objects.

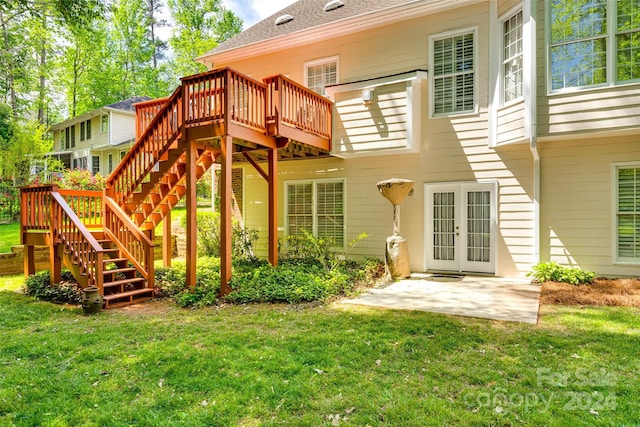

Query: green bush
[23,270,83,304]
[155,257,222,308]
[527,261,596,285]
[182,211,258,260]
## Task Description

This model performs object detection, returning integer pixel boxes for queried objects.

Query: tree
[167,0,242,78]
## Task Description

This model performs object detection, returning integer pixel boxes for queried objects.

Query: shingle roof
[202,0,418,57]
[105,96,153,112]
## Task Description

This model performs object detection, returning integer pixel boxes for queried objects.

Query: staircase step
[103,277,145,290]
[103,288,155,309]
[104,257,128,264]
[104,267,137,276]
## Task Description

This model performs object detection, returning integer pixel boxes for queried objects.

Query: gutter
[526,0,540,266]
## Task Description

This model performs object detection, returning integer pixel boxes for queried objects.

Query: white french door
[425,182,496,274]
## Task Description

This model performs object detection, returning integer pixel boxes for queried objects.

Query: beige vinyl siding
[498,0,521,16]
[540,135,640,276]
[496,101,526,144]
[109,112,136,145]
[537,2,640,137]
[91,116,108,148]
[219,2,537,277]
[334,82,409,155]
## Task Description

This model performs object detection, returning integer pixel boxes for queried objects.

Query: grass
[0,289,638,426]
[0,222,19,253]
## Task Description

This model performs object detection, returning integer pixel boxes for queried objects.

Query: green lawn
[0,289,638,426]
[0,222,19,253]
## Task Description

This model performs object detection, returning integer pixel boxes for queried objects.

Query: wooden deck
[21,67,333,308]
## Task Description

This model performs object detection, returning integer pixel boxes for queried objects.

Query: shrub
[183,211,258,260]
[23,270,83,304]
[527,261,596,285]
[155,257,221,308]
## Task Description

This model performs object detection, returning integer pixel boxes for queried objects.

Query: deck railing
[134,97,169,138]
[50,191,105,292]
[58,189,103,228]
[20,185,55,233]
[104,196,154,288]
[106,85,183,206]
[264,74,333,143]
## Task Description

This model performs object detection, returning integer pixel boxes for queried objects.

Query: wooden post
[163,210,172,267]
[268,148,278,266]
[185,141,197,289]
[49,198,60,284]
[220,135,232,296]
[24,245,35,278]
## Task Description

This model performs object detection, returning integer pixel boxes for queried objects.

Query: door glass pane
[467,191,491,262]
[433,192,455,261]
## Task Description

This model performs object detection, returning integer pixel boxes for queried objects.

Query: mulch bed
[540,277,640,308]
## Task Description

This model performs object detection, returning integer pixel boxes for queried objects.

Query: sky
[221,0,298,29]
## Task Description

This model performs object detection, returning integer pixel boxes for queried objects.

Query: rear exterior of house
[198,0,640,278]
[48,97,151,176]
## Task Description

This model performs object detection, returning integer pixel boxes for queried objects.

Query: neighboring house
[194,0,640,279]
[47,97,151,176]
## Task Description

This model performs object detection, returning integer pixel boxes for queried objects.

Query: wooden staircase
[20,67,333,309]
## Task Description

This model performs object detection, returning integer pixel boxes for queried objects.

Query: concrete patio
[340,274,541,324]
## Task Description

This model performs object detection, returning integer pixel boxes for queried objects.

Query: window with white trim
[91,155,100,175]
[503,10,523,103]
[304,57,338,95]
[101,114,108,133]
[430,29,476,115]
[616,165,640,262]
[286,179,345,246]
[549,0,640,91]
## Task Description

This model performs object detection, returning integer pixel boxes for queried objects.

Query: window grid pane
[617,167,640,260]
[287,181,344,246]
[503,11,524,102]
[307,61,337,95]
[466,191,491,263]
[433,192,456,261]
[433,32,475,114]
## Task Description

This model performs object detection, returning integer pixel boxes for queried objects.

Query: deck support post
[163,211,172,267]
[220,135,233,296]
[49,193,60,283]
[268,149,278,266]
[186,140,197,290]
[24,245,35,278]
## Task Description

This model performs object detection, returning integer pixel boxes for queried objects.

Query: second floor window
[305,57,338,95]
[92,156,100,175]
[101,114,108,133]
[431,29,476,115]
[549,0,640,91]
[503,10,524,103]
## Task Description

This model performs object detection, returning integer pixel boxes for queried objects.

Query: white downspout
[525,0,540,265]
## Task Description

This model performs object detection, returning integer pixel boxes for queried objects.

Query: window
[120,150,126,160]
[64,127,70,149]
[431,29,476,115]
[85,119,91,140]
[305,57,338,95]
[92,156,100,175]
[503,10,524,103]
[101,114,108,133]
[80,122,85,141]
[70,125,75,148]
[616,164,640,262]
[286,179,345,246]
[108,154,113,173]
[550,0,640,91]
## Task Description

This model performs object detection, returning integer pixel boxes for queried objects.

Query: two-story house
[194,0,640,278]
[47,97,151,176]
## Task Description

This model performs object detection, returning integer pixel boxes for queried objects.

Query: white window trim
[284,177,347,249]
[304,55,340,95]
[546,1,640,95]
[500,6,524,106]
[429,26,479,118]
[612,161,640,265]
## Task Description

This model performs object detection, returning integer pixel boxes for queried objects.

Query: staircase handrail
[106,85,183,205]
[103,195,155,288]
[50,190,105,292]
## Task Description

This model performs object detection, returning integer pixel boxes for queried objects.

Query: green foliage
[155,257,221,308]
[23,270,83,304]
[51,168,106,190]
[183,210,258,259]
[0,182,20,223]
[527,261,596,285]
[279,231,369,272]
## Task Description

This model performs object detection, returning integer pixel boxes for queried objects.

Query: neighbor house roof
[199,0,419,59]
[105,96,152,112]
[50,96,153,131]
